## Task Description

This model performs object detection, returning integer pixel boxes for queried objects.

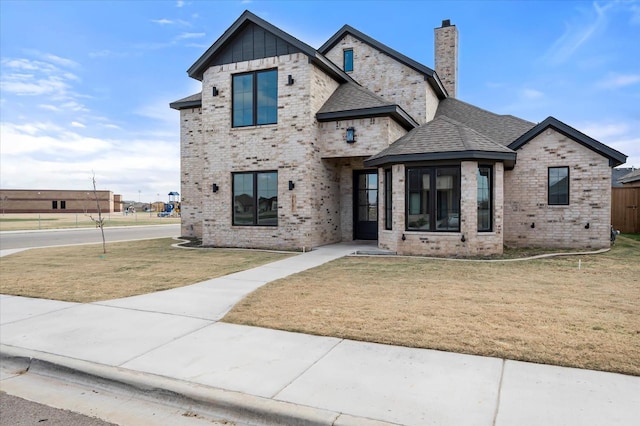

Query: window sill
[231,123,278,131]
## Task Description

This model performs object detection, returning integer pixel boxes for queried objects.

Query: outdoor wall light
[212,183,219,193]
[346,127,356,143]
[585,222,590,229]
[461,234,466,243]
[212,86,219,96]
[287,74,295,85]
[401,233,406,241]
[531,222,535,229]
[288,180,295,190]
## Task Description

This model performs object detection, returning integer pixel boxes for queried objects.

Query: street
[0,224,180,250]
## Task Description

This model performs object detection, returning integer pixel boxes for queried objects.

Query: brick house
[170,11,627,256]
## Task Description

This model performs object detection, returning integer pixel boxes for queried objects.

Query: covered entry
[354,170,378,240]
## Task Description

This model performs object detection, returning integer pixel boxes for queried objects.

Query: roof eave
[316,105,419,130]
[509,117,627,167]
[169,100,202,110]
[364,150,517,168]
[187,10,320,81]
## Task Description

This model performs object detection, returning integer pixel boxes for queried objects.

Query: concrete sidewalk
[1,242,638,425]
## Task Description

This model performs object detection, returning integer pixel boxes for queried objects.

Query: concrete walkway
[1,242,638,425]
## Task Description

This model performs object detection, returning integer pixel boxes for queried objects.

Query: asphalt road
[0,392,117,426]
[0,224,180,250]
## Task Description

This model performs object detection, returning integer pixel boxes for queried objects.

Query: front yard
[224,235,640,376]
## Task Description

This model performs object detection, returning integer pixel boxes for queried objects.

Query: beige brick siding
[318,117,407,158]
[434,23,458,98]
[504,128,612,249]
[323,34,439,124]
[378,161,503,256]
[179,107,204,238]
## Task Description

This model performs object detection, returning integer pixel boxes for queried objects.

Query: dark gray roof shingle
[170,92,202,110]
[364,115,516,167]
[436,98,535,146]
[318,83,391,114]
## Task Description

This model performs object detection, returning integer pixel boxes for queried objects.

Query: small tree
[88,173,107,254]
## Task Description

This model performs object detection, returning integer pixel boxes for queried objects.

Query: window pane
[343,49,353,72]
[436,168,460,231]
[257,70,277,125]
[407,168,430,230]
[385,169,392,230]
[549,167,569,205]
[477,167,491,231]
[257,172,278,225]
[233,173,254,225]
[233,74,253,127]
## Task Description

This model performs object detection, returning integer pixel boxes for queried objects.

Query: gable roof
[316,83,418,130]
[364,115,516,168]
[436,98,535,146]
[187,10,352,84]
[509,116,628,167]
[319,25,447,99]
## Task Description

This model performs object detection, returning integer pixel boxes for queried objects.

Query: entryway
[353,170,378,240]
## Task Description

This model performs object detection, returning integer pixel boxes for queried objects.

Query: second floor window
[232,69,277,127]
[343,49,353,72]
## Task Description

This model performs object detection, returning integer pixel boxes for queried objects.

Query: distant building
[0,189,122,214]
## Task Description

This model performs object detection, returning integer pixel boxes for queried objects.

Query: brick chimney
[434,19,458,98]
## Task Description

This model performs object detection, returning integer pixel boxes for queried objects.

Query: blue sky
[1,0,638,202]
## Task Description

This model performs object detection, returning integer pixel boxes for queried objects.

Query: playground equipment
[158,192,181,217]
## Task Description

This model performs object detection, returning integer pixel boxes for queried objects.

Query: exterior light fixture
[288,180,295,190]
[461,234,466,242]
[212,86,219,96]
[531,222,535,229]
[287,75,295,85]
[346,127,356,143]
[585,223,590,229]
[212,183,219,193]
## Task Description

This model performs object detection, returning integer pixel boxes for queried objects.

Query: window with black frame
[548,167,569,205]
[233,171,278,226]
[232,69,277,127]
[477,166,492,231]
[406,166,460,232]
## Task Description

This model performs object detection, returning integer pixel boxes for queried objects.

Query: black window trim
[232,170,278,227]
[477,165,493,232]
[231,68,278,128]
[384,168,392,230]
[548,166,570,206]
[405,165,461,232]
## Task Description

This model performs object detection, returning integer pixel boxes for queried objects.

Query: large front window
[406,166,460,232]
[232,69,277,127]
[233,171,278,226]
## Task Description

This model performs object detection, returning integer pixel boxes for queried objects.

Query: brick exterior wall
[179,107,204,238]
[378,161,504,256]
[434,22,458,98]
[504,128,612,249]
[318,117,407,158]
[323,34,439,124]
[0,189,117,213]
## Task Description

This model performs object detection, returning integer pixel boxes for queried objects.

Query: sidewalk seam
[270,338,345,400]
[492,358,506,426]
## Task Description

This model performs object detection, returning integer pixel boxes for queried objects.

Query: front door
[354,170,378,240]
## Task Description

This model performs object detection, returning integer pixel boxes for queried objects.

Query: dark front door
[354,170,378,240]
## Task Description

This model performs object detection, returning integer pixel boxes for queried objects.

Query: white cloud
[71,121,86,128]
[176,0,184,7]
[576,120,640,167]
[543,2,613,65]
[597,73,640,89]
[521,88,544,100]
[176,32,206,40]
[152,18,174,25]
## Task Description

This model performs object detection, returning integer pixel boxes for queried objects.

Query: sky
[1,0,639,202]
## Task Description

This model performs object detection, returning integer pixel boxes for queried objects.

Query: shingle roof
[436,98,535,146]
[316,83,419,130]
[169,92,202,110]
[618,168,640,184]
[612,168,634,187]
[364,115,516,167]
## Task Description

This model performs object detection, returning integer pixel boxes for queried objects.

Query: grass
[0,213,180,231]
[224,235,640,376]
[0,238,293,303]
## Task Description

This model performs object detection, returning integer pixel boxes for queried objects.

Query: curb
[0,345,397,426]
